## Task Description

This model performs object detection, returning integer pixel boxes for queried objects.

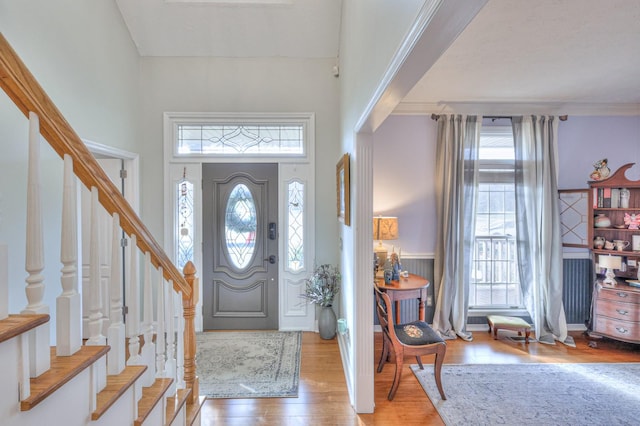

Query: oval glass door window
[225,183,257,269]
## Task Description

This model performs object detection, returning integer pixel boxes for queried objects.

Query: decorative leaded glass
[287,181,304,271]
[177,124,304,155]
[225,184,257,269]
[176,179,194,270]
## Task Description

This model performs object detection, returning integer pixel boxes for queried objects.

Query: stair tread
[0,314,49,344]
[92,365,148,420]
[134,378,173,426]
[186,396,207,426]
[21,345,110,411]
[165,388,192,426]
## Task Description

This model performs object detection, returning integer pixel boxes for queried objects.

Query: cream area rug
[412,363,640,425]
[196,331,301,399]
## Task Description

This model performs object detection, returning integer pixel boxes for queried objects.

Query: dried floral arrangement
[301,264,341,307]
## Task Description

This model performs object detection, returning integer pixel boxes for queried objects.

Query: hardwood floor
[200,330,639,425]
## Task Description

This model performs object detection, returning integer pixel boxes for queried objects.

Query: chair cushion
[394,321,444,346]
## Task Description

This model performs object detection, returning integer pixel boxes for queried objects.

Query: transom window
[177,124,304,155]
[470,127,523,309]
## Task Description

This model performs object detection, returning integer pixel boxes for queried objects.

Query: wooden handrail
[0,33,190,298]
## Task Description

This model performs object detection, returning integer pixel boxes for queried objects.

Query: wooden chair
[374,284,447,401]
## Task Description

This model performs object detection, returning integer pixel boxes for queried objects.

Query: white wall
[138,55,340,264]
[338,0,428,413]
[0,0,140,331]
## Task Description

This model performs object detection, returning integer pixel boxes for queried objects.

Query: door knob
[265,255,276,264]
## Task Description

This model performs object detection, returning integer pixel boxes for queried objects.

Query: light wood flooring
[200,330,639,425]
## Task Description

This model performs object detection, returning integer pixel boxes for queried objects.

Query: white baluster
[56,154,82,356]
[140,252,156,386]
[176,291,185,389]
[86,187,106,392]
[155,267,166,378]
[107,213,126,375]
[127,234,142,365]
[87,187,106,346]
[22,111,50,376]
[126,235,143,404]
[165,280,176,393]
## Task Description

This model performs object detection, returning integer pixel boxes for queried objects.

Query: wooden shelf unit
[588,163,640,344]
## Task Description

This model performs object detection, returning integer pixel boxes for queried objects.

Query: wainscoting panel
[374,257,592,328]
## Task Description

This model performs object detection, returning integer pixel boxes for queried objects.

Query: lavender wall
[373,115,640,255]
[373,115,437,255]
[557,116,640,189]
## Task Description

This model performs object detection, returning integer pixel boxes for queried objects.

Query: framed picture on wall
[559,189,589,248]
[336,153,350,226]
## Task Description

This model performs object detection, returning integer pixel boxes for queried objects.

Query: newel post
[182,261,199,403]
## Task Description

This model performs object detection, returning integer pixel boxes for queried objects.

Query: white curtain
[512,116,574,346]
[432,115,480,341]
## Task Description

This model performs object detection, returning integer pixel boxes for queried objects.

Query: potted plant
[301,264,341,339]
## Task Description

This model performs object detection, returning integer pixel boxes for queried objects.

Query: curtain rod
[430,114,568,121]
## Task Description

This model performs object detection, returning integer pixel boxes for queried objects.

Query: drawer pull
[616,309,629,316]
[615,327,629,334]
[616,292,629,298]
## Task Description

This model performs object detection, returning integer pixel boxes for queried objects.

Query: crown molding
[393,101,640,116]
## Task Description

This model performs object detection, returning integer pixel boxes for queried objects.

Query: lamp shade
[373,217,398,241]
[599,255,622,270]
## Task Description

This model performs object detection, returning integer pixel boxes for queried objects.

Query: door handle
[265,255,276,264]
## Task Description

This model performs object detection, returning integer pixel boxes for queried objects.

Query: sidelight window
[287,180,305,271]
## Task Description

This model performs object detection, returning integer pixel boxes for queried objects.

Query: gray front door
[202,163,278,330]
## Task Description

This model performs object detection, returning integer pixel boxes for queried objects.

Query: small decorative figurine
[590,158,611,181]
[624,213,640,230]
[389,252,401,281]
[620,188,630,208]
[383,258,393,283]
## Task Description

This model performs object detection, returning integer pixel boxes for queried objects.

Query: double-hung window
[469,126,523,310]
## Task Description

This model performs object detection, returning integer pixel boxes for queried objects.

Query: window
[176,178,195,270]
[469,127,523,309]
[286,180,305,272]
[224,184,258,269]
[177,124,304,155]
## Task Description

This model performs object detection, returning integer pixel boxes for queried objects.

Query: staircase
[0,33,205,425]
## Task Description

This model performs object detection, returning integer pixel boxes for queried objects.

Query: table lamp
[373,216,398,268]
[599,254,622,286]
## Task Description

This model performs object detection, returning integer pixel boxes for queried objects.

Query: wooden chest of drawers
[592,283,640,344]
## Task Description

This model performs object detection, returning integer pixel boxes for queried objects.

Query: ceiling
[116,0,640,114]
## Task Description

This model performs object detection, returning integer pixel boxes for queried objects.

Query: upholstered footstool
[487,315,532,343]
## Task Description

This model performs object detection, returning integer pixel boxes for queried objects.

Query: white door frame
[82,139,139,336]
[162,113,316,332]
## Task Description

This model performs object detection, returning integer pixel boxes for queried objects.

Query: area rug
[196,331,301,399]
[412,363,640,425]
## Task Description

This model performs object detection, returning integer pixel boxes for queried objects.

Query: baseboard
[375,323,587,333]
[337,331,354,403]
